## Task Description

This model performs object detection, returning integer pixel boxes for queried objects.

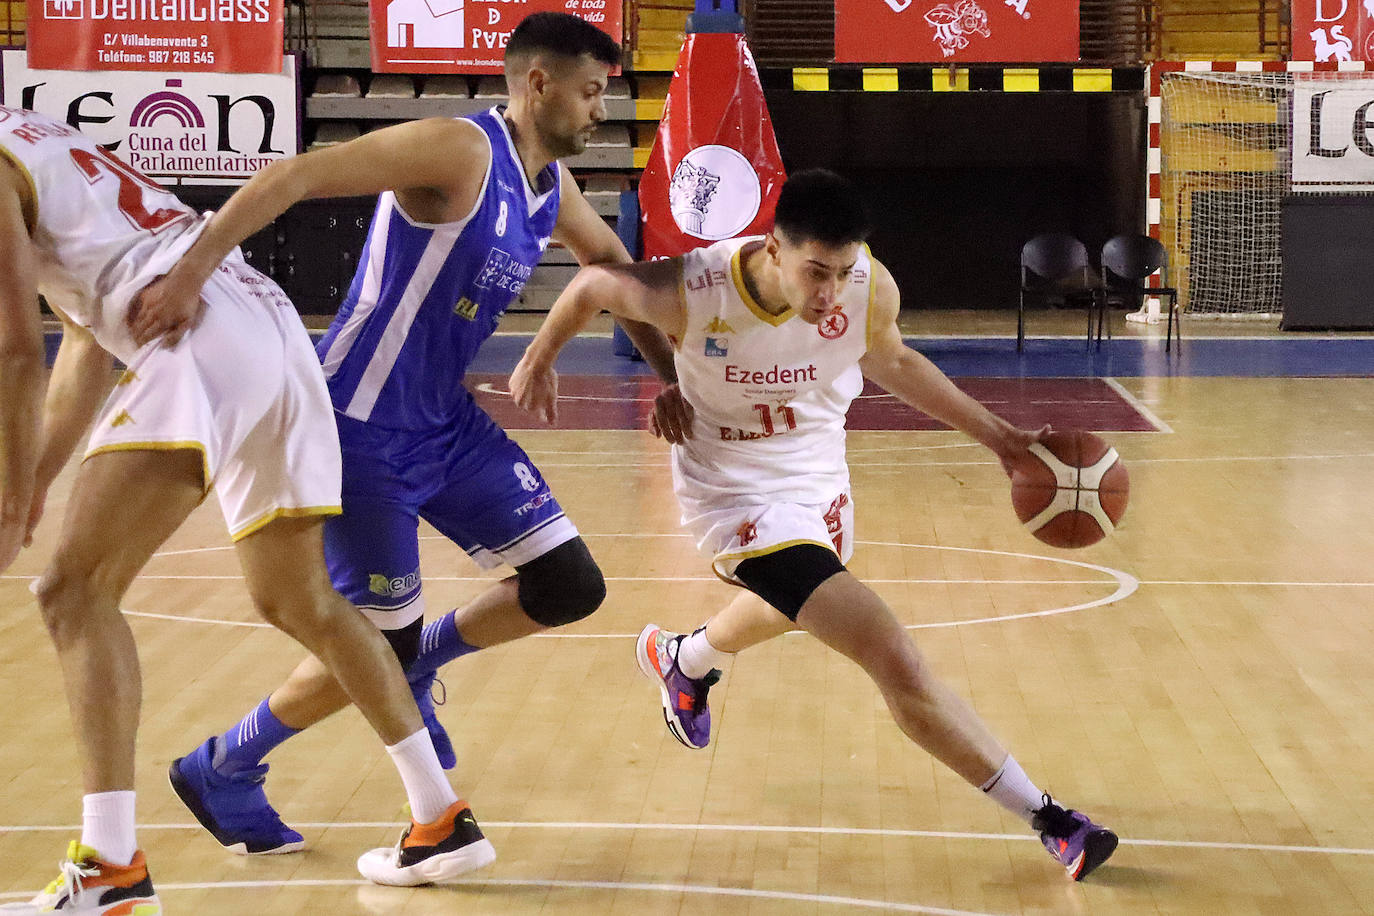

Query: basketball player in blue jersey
[133,13,689,861]
[511,170,1119,882]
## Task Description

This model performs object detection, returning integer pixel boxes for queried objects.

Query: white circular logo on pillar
[668,145,761,240]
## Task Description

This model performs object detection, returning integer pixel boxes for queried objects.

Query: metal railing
[1080,0,1156,64]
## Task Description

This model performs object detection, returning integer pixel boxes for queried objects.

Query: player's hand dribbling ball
[1010,431,1128,548]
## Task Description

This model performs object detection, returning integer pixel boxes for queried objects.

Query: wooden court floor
[4,373,1374,914]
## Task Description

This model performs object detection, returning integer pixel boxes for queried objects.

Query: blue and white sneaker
[168,737,304,855]
[407,670,457,770]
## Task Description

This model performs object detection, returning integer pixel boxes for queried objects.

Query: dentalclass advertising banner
[27,0,284,73]
[370,0,621,74]
[835,0,1078,64]
[1293,1,1374,62]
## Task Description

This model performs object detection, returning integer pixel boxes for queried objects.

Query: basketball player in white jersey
[0,110,499,912]
[511,169,1119,881]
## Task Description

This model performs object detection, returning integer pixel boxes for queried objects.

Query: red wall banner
[1292,1,1374,62]
[835,0,1078,64]
[370,0,621,74]
[638,31,786,261]
[27,0,283,73]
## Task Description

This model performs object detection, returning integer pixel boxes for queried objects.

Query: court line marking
[2,576,1117,584]
[474,381,903,404]
[456,452,1374,469]
[494,330,1374,341]
[1102,377,1174,433]
[3,819,1373,858]
[519,442,986,456]
[0,877,1001,915]
[8,540,1135,632]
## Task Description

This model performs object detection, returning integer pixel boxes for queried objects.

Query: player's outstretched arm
[130,118,490,346]
[511,258,684,426]
[551,166,692,442]
[858,258,1048,476]
[0,166,44,572]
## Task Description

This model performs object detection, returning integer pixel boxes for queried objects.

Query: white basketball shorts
[84,255,341,540]
[683,489,855,585]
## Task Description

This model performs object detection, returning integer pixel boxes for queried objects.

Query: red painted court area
[468,375,1160,432]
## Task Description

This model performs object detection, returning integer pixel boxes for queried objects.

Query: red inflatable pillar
[637,0,787,262]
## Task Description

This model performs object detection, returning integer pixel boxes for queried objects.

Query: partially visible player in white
[0,108,492,914]
[511,169,1120,881]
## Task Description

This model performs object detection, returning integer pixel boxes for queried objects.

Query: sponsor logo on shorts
[705,337,728,357]
[110,410,135,427]
[818,307,849,340]
[736,520,758,546]
[368,569,420,597]
[515,491,554,517]
[116,370,138,387]
[824,492,849,534]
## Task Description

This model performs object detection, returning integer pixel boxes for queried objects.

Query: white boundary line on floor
[1101,377,1174,433]
[3,818,1372,857]
[0,875,1003,915]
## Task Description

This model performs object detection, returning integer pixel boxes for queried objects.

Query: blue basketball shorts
[324,410,578,629]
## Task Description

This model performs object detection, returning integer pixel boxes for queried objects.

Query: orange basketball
[1010,431,1128,549]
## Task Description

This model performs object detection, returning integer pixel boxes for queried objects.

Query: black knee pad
[380,618,422,668]
[734,544,846,621]
[516,538,607,627]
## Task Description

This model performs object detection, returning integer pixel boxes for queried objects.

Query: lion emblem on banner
[1310,25,1354,62]
[925,0,991,57]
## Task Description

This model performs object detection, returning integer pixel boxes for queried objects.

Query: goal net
[1157,67,1374,317]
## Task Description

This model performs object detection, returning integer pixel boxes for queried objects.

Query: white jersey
[672,236,874,512]
[0,106,204,361]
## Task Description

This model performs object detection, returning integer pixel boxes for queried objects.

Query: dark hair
[505,12,621,73]
[773,169,872,247]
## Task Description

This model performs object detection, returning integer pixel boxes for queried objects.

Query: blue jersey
[316,107,560,431]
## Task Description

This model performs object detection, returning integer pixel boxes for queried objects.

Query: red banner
[370,0,621,74]
[1292,1,1374,61]
[639,32,786,261]
[27,0,283,73]
[835,0,1078,63]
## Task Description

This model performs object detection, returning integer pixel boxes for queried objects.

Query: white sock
[980,755,1045,825]
[81,791,137,866]
[387,729,459,824]
[676,626,730,679]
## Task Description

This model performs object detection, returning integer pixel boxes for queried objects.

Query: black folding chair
[1017,233,1098,352]
[1102,234,1182,353]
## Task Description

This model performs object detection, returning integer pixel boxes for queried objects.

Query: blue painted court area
[469,333,1374,379]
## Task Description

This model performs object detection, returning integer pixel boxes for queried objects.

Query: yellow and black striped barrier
[760,66,1144,93]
